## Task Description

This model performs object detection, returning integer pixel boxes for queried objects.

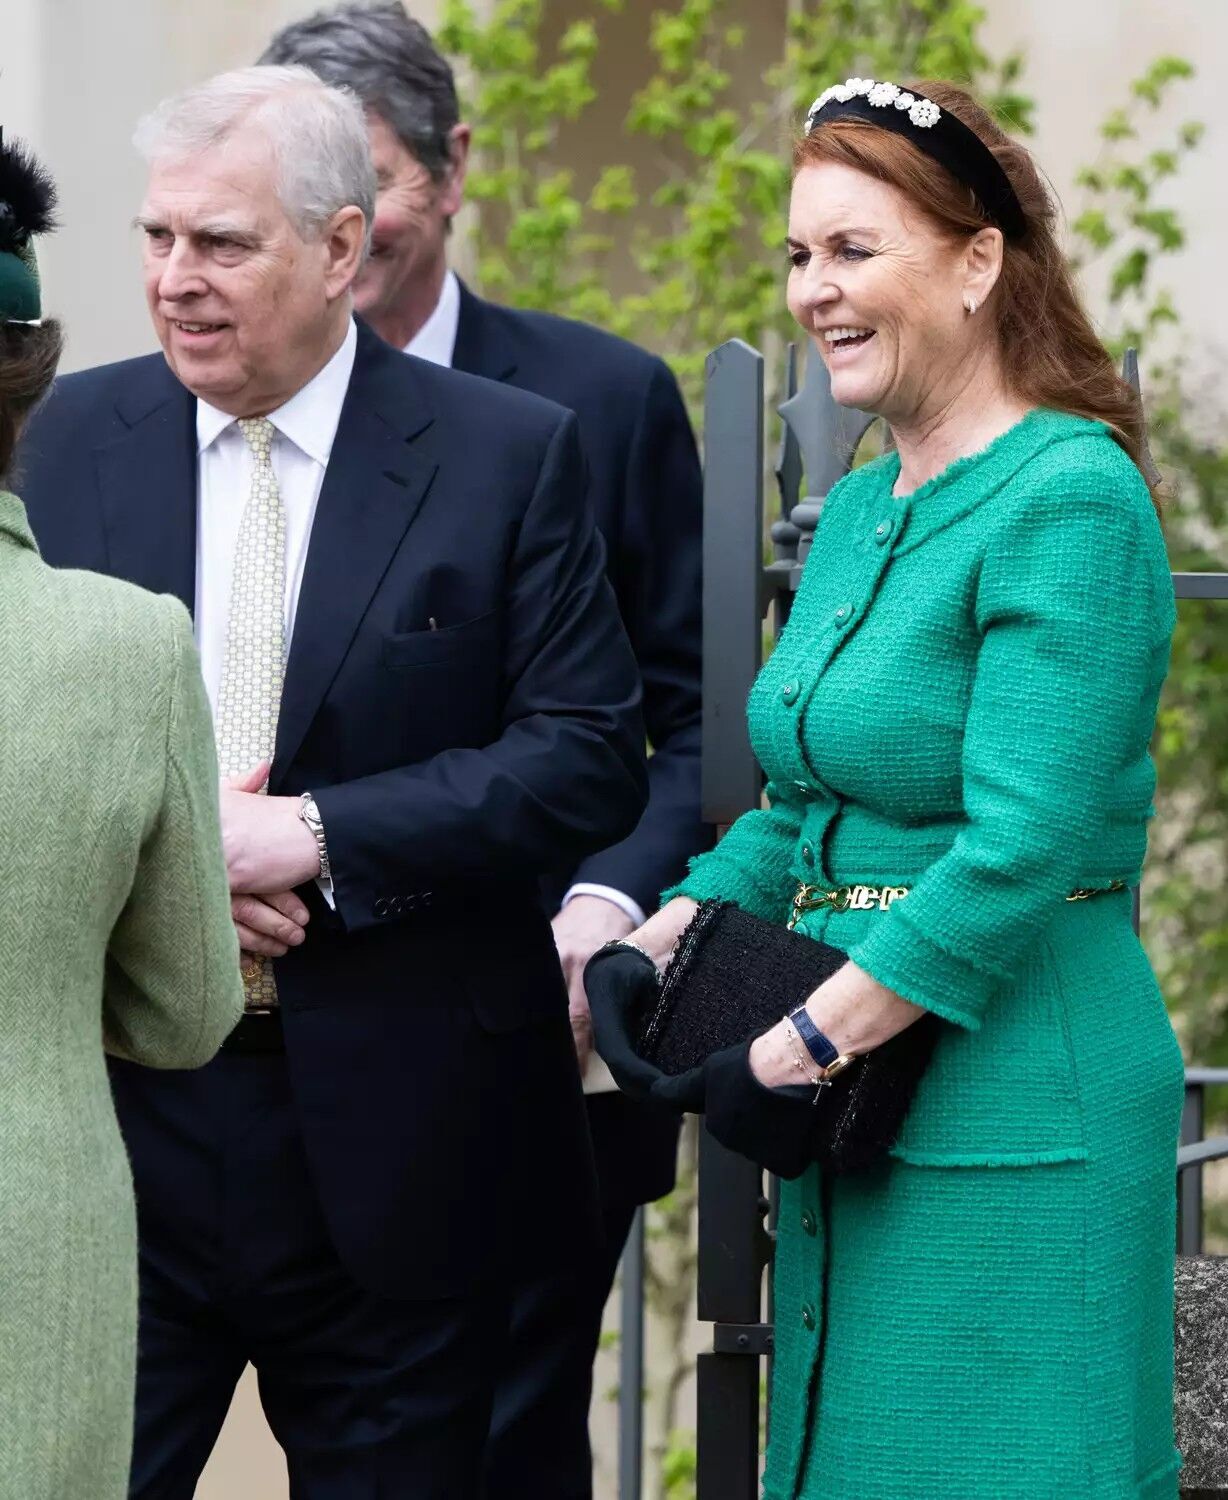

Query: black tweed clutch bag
[639,900,942,1174]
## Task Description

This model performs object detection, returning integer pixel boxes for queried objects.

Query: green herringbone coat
[666,411,1183,1498]
[0,489,243,1498]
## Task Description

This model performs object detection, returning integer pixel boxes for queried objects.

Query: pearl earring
[964,295,979,316]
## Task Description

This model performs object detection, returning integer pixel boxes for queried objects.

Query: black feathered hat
[0,128,58,324]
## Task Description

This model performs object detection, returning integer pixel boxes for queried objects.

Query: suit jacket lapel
[271,326,438,790]
[451,280,518,383]
[94,366,197,612]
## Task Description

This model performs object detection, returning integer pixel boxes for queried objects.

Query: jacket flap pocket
[888,943,1087,1167]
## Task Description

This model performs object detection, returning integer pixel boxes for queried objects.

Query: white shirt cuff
[562,883,646,930]
[317,876,336,911]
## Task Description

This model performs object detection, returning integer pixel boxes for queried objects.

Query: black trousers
[484,1092,680,1500]
[110,1051,509,1500]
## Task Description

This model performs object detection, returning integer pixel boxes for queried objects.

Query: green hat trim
[0,241,40,322]
[0,127,55,324]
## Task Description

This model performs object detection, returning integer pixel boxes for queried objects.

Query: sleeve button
[373,898,390,918]
[782,680,800,706]
[802,1303,816,1331]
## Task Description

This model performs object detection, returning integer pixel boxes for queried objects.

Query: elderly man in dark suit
[258,8,709,1497]
[19,63,645,1500]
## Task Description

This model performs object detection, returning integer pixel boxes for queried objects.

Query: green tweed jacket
[0,490,243,1499]
[666,411,1183,1496]
[669,408,1174,1166]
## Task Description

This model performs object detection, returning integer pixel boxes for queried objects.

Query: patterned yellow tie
[215,417,286,1012]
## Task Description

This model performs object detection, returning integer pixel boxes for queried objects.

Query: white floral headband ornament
[802,77,1026,240]
[807,77,940,132]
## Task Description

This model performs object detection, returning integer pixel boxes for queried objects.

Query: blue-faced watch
[787,1005,847,1075]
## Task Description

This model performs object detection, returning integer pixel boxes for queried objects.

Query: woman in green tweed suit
[625,82,1183,1497]
[0,140,243,1499]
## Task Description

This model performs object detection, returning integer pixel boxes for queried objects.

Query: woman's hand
[748,1020,806,1088]
[748,960,926,1088]
[627,895,699,971]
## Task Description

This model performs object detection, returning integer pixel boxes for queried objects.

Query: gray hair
[260,3,459,183]
[134,65,376,247]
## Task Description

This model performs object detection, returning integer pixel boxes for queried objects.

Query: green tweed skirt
[763,897,1184,1500]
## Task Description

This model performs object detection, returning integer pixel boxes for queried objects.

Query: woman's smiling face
[786,159,986,423]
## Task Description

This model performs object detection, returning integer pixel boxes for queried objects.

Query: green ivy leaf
[590,165,639,215]
[1110,247,1149,302]
[1132,208,1185,252]
[1073,209,1114,251]
[1101,108,1135,141]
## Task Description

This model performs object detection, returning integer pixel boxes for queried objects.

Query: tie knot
[238,416,276,462]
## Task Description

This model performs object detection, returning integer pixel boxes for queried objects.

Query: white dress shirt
[195,318,358,908]
[405,268,462,368]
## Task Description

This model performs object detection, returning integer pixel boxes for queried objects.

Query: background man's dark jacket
[452,282,712,938]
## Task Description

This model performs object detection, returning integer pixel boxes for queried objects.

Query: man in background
[261,7,709,1496]
[19,65,646,1497]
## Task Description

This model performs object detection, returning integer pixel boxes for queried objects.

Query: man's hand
[221,762,320,894]
[233,890,310,959]
[552,895,635,1077]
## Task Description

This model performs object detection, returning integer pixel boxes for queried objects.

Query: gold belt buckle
[789,883,838,929]
[788,881,910,929]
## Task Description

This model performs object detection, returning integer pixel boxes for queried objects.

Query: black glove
[584,945,707,1112]
[586,944,824,1171]
[703,1040,826,1180]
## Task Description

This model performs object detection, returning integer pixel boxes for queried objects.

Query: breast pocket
[380,610,500,671]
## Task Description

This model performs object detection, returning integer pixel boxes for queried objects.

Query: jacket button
[834,604,854,628]
[801,1303,816,1331]
[374,898,390,918]
[782,680,800,705]
[874,520,893,545]
[801,842,814,866]
[802,1209,817,1235]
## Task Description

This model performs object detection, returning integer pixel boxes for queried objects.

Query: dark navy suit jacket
[17,321,648,1297]
[451,282,711,920]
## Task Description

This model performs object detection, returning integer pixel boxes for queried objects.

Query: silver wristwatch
[298,793,331,882]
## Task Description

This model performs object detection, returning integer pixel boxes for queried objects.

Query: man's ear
[322,204,369,301]
[438,123,471,220]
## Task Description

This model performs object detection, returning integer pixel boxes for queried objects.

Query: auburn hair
[795,81,1158,509]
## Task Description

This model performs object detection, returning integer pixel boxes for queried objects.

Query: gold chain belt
[788,878,1128,930]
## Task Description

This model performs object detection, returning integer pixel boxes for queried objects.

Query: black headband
[804,79,1026,241]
